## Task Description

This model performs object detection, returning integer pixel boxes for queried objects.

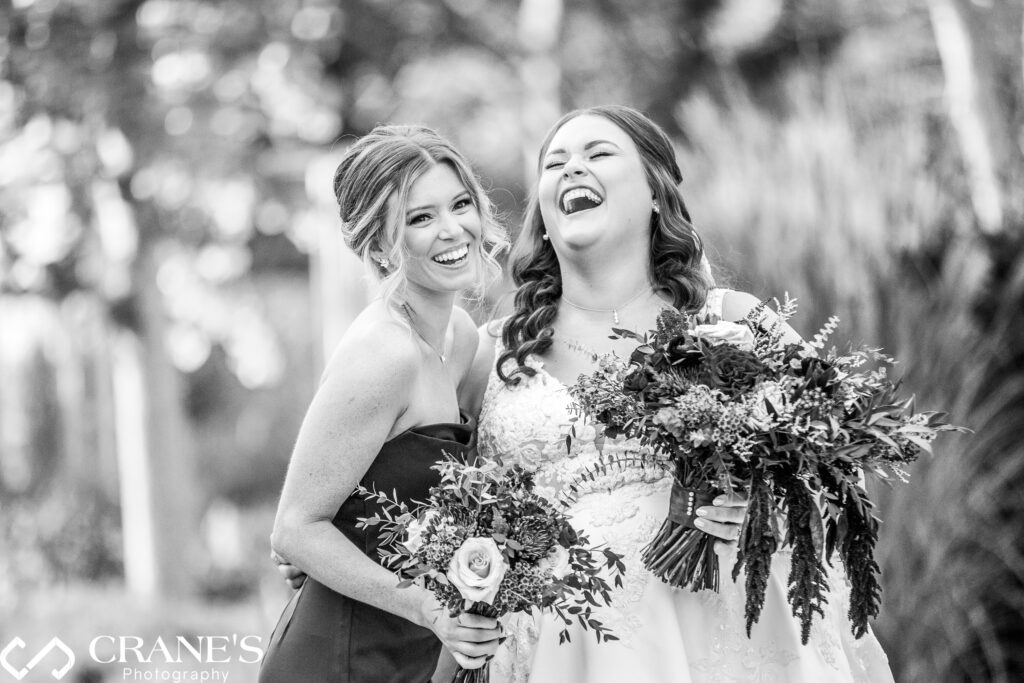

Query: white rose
[446,537,508,605]
[536,545,572,579]
[746,380,788,431]
[693,321,755,352]
[403,511,439,554]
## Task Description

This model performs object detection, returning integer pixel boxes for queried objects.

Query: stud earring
[377,257,390,269]
[652,201,660,215]
[541,232,549,241]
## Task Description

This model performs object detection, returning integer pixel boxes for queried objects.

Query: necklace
[561,287,653,325]
[401,303,447,365]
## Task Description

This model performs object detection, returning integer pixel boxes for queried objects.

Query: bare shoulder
[322,312,420,392]
[720,290,764,321]
[721,290,803,344]
[450,305,480,357]
[478,315,507,345]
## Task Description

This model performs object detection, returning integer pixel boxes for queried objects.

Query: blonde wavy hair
[332,124,507,308]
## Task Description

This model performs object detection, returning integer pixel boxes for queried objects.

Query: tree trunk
[517,0,564,184]
[928,0,1024,234]
[311,207,370,369]
[112,243,200,599]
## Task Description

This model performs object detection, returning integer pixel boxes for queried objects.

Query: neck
[558,244,652,311]
[398,285,455,351]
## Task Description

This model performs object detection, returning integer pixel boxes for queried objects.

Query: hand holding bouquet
[570,296,965,643]
[358,457,625,682]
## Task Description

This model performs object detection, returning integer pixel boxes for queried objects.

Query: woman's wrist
[406,585,439,631]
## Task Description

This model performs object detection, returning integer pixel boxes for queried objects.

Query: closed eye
[543,159,566,170]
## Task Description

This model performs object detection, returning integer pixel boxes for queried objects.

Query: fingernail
[695,518,707,529]
[713,496,725,505]
[696,508,708,517]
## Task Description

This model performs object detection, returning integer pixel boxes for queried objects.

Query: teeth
[432,245,469,263]
[561,187,603,213]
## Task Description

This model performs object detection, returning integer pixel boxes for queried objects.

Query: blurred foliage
[1,0,1023,681]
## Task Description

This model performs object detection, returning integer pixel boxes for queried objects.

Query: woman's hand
[695,491,748,551]
[271,550,307,590]
[419,595,503,670]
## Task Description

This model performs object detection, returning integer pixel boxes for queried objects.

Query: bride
[463,105,895,682]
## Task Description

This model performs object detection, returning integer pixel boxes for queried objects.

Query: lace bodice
[477,289,729,502]
[477,351,666,503]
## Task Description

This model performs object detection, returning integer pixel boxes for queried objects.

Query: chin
[555,224,605,251]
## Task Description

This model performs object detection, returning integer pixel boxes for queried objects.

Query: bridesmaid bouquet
[569,297,964,644]
[357,457,625,682]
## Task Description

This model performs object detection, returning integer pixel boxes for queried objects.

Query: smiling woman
[470,105,895,683]
[258,125,508,683]
[400,164,483,304]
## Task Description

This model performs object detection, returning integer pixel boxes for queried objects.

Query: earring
[377,257,390,269]
[541,232,549,241]
[652,201,660,215]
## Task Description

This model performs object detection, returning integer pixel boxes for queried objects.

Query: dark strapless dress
[258,418,474,683]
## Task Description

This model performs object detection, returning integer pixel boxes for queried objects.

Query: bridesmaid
[259,124,507,682]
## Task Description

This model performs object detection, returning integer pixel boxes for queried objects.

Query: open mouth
[560,186,604,215]
[431,244,470,266]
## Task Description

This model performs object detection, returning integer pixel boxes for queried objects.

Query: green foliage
[357,457,625,646]
[734,474,777,635]
[571,291,964,642]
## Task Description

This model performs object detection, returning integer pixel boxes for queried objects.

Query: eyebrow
[545,139,621,157]
[405,191,472,216]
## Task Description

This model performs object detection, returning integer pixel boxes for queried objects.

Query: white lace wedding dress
[478,290,895,683]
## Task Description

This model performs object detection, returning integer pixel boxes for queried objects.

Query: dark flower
[512,515,559,562]
[557,521,579,548]
[799,357,837,393]
[629,346,651,365]
[699,344,766,397]
[622,369,649,393]
[666,334,701,364]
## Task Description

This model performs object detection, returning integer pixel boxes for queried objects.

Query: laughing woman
[469,105,895,683]
[258,125,507,683]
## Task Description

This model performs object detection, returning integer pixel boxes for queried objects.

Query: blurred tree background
[0,0,1021,681]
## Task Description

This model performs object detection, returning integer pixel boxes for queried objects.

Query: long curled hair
[333,124,507,309]
[497,105,711,385]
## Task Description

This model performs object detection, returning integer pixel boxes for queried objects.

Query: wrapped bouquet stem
[570,297,966,643]
[641,479,720,590]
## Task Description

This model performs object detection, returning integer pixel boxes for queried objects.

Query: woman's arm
[271,325,418,613]
[270,324,500,666]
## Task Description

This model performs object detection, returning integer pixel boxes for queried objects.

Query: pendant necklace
[561,287,653,325]
[402,303,447,365]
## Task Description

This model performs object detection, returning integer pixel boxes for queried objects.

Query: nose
[562,154,587,178]
[437,210,462,239]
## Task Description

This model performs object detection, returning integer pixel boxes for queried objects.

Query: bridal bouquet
[358,457,625,682]
[569,297,963,643]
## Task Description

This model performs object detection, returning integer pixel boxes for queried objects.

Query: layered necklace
[560,286,653,325]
